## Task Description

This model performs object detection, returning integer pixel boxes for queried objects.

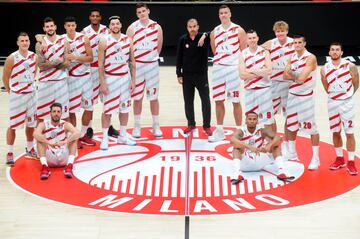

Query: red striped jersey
[9,50,36,93]
[83,24,108,65]
[242,46,271,89]
[131,19,159,62]
[213,23,241,66]
[288,50,316,95]
[43,119,66,145]
[65,32,91,77]
[239,125,264,149]
[270,37,294,82]
[38,36,68,81]
[103,33,130,75]
[324,59,353,100]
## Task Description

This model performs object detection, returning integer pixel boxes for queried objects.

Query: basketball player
[2,32,38,165]
[33,102,80,180]
[82,9,119,138]
[261,21,294,154]
[239,29,273,128]
[230,112,294,185]
[36,17,70,121]
[98,16,136,150]
[126,3,164,138]
[209,4,247,142]
[283,35,320,170]
[64,16,96,148]
[320,42,359,175]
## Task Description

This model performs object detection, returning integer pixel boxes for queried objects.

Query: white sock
[27,141,34,150]
[288,140,296,154]
[68,155,75,164]
[89,120,93,128]
[348,151,355,161]
[152,115,159,125]
[40,157,48,166]
[102,128,109,141]
[134,115,141,126]
[8,145,14,153]
[120,125,127,137]
[232,158,241,179]
[275,156,285,174]
[335,147,343,157]
[80,125,89,137]
[312,145,319,158]
[216,125,223,131]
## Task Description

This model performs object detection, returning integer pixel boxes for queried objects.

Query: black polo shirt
[176,32,210,77]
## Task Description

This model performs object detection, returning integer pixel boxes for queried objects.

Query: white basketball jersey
[242,46,271,89]
[324,59,354,100]
[213,23,241,66]
[270,37,294,82]
[38,35,68,81]
[9,50,36,93]
[43,119,67,145]
[65,32,91,77]
[83,24,108,65]
[131,19,159,62]
[288,50,316,95]
[103,33,130,75]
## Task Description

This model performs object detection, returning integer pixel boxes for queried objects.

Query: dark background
[1,2,359,64]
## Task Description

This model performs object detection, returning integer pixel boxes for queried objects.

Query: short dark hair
[293,34,306,42]
[136,3,148,10]
[245,111,258,118]
[108,15,120,24]
[330,42,342,51]
[90,8,101,16]
[219,4,230,10]
[50,102,62,111]
[17,32,29,40]
[44,17,55,25]
[246,29,257,34]
[64,16,76,24]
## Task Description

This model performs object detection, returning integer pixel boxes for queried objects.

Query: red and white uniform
[101,33,132,114]
[37,35,69,120]
[65,32,92,113]
[83,24,108,104]
[130,19,160,101]
[269,37,294,115]
[242,46,273,125]
[43,119,69,167]
[286,50,318,134]
[324,59,355,133]
[212,23,241,102]
[238,125,273,171]
[8,50,37,129]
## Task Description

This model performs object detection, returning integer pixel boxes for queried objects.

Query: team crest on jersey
[7,126,360,215]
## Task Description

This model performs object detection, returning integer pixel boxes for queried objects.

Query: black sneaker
[86,127,94,139]
[108,125,119,137]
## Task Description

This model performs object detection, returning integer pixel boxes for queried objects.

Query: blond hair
[273,21,289,32]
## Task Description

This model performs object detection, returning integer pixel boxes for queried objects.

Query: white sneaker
[152,124,163,137]
[208,129,225,142]
[308,157,320,170]
[117,135,136,146]
[100,139,108,150]
[132,125,141,138]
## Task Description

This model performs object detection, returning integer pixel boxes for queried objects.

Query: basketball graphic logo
[7,126,360,215]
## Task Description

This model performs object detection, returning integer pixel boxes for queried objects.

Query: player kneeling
[230,112,294,185]
[33,103,80,180]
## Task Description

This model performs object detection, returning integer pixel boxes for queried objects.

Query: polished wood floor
[0,66,359,239]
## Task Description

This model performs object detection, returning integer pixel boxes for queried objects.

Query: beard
[46,31,55,36]
[111,29,120,34]
[51,116,60,123]
[331,55,341,61]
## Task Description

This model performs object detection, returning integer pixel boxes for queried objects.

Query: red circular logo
[7,126,360,215]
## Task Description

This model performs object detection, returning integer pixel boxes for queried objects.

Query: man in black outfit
[176,18,212,136]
